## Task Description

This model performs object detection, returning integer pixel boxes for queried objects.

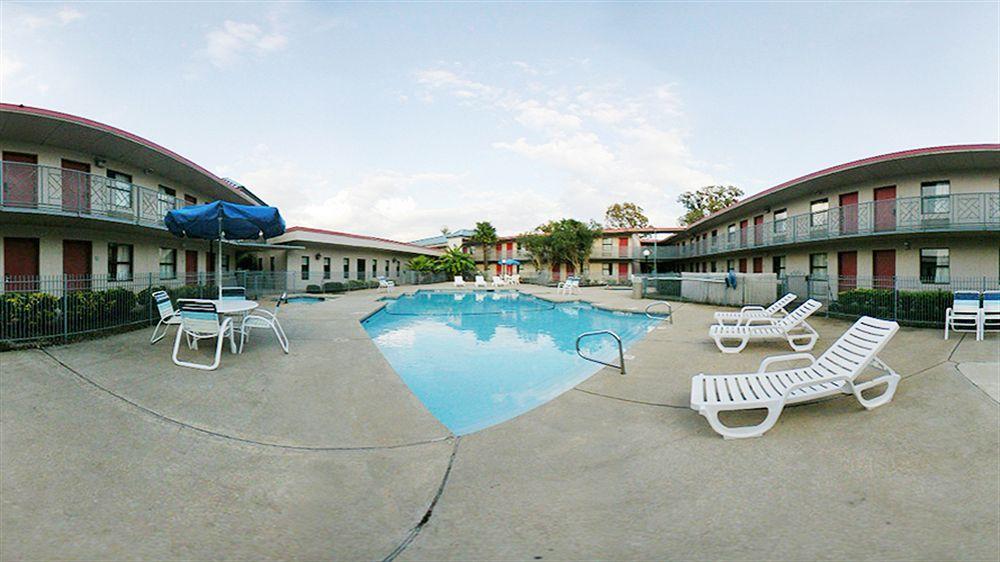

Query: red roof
[283,226,439,250]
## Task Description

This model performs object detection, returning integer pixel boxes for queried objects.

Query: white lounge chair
[982,290,1000,338]
[708,299,822,353]
[453,276,466,287]
[557,277,580,295]
[691,316,901,439]
[240,293,289,354]
[492,276,507,287]
[475,275,488,288]
[172,300,236,371]
[714,293,797,326]
[150,290,181,344]
[945,291,982,341]
[377,276,395,293]
[510,274,521,285]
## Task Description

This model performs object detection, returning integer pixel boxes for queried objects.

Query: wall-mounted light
[903,242,911,250]
[314,253,322,260]
[143,168,154,175]
[94,157,107,168]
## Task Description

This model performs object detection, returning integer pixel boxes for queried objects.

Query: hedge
[828,288,952,326]
[323,282,346,293]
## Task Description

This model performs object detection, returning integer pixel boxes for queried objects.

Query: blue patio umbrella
[165,200,285,295]
[499,258,521,266]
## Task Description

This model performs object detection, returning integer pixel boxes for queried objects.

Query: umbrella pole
[218,215,223,299]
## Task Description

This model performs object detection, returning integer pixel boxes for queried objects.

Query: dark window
[269,256,275,271]
[301,256,310,280]
[772,255,786,277]
[184,194,197,206]
[158,185,177,216]
[159,248,177,280]
[710,261,717,272]
[726,259,735,272]
[371,259,377,278]
[223,254,230,272]
[323,257,331,279]
[773,209,787,234]
[107,170,133,209]
[809,253,828,278]
[108,243,134,281]
[357,259,366,280]
[727,224,736,244]
[920,248,950,283]
[921,181,950,214]
[343,258,350,279]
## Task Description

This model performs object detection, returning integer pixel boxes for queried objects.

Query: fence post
[892,276,899,321]
[148,273,154,324]
[62,274,69,343]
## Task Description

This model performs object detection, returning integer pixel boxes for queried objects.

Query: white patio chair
[945,291,982,341]
[172,300,236,371]
[714,293,797,326]
[220,286,247,300]
[510,274,521,285]
[708,299,822,353]
[453,276,466,287]
[691,316,901,439]
[378,276,395,293]
[982,290,999,338]
[475,275,488,288]
[150,290,181,344]
[557,277,580,295]
[240,292,289,354]
[492,276,507,287]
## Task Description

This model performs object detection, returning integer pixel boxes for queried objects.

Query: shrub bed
[828,288,952,326]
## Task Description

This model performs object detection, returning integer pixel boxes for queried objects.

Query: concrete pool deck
[2,283,997,560]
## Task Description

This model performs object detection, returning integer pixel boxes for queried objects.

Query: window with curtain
[773,209,788,234]
[158,248,176,280]
[919,248,950,283]
[301,256,310,281]
[921,181,950,214]
[809,253,828,278]
[810,199,829,228]
[108,243,133,281]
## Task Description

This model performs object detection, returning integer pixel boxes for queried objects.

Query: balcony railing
[639,192,1000,261]
[0,161,190,228]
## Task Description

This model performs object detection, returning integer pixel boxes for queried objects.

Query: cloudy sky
[1,2,997,241]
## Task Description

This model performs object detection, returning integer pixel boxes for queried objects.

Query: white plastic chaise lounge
[982,290,1000,338]
[150,290,181,344]
[453,276,466,287]
[691,316,901,439]
[714,293,797,326]
[708,299,822,353]
[944,291,982,341]
[377,276,395,293]
[475,275,488,288]
[172,300,236,371]
[557,277,580,295]
[492,276,507,287]
[240,292,289,354]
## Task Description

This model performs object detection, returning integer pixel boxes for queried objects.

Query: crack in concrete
[382,437,460,561]
[39,349,454,452]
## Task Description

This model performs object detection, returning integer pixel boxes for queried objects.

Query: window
[603,263,613,276]
[810,199,829,228]
[726,259,735,272]
[108,243,133,281]
[256,257,262,270]
[920,248,950,283]
[158,248,177,280]
[773,209,787,234]
[602,238,613,255]
[395,260,401,276]
[710,230,718,250]
[343,258,350,279]
[371,259,377,278]
[710,261,717,272]
[269,256,275,271]
[222,254,230,272]
[301,256,310,280]
[727,224,736,244]
[772,255,786,277]
[323,257,331,279]
[921,181,950,214]
[809,253,828,278]
[158,185,176,216]
[385,260,390,277]
[184,194,197,206]
[107,170,133,209]
[357,258,366,280]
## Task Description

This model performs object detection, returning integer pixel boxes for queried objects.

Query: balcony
[641,192,1000,261]
[0,161,189,228]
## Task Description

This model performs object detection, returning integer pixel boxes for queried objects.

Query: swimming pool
[362,291,660,435]
[285,296,325,304]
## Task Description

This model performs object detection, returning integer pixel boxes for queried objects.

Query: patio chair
[557,277,580,295]
[150,290,181,344]
[708,299,822,353]
[714,293,797,326]
[945,291,982,341]
[475,275,488,288]
[378,276,395,293]
[220,286,247,300]
[691,316,900,439]
[982,291,1000,338]
[510,274,521,285]
[492,276,507,287]
[453,276,466,287]
[240,293,289,354]
[172,300,236,371]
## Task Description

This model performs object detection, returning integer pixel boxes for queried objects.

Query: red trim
[284,226,439,250]
[0,103,253,203]
[684,144,1000,231]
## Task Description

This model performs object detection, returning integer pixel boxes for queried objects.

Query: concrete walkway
[2,284,997,560]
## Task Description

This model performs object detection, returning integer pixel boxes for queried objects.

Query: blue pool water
[285,296,325,304]
[362,291,660,435]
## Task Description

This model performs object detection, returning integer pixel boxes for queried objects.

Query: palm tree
[470,221,498,273]
[434,247,476,277]
[407,255,436,273]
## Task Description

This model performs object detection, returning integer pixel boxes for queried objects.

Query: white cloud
[201,20,288,68]
[56,7,83,25]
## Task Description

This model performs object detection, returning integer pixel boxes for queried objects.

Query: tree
[604,202,650,229]
[678,185,743,226]
[516,231,550,273]
[440,226,451,236]
[519,219,602,277]
[434,246,476,277]
[470,221,498,272]
[407,255,436,273]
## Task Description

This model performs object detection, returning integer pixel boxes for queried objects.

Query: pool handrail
[645,301,673,324]
[576,330,626,375]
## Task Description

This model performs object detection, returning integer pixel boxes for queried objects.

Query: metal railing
[645,301,673,323]
[0,161,192,228]
[575,330,626,375]
[642,192,1000,260]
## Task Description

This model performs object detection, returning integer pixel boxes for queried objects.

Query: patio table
[205,299,259,353]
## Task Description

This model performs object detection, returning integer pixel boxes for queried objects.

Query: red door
[63,240,92,291]
[61,159,91,212]
[873,249,895,289]
[738,258,748,273]
[874,186,896,232]
[185,250,198,284]
[838,251,857,292]
[3,237,40,291]
[551,263,560,282]
[839,191,858,235]
[496,263,502,275]
[618,237,629,258]
[752,257,763,273]
[2,152,38,208]
[739,220,749,246]
[566,263,575,277]
[753,216,764,246]
[617,262,628,281]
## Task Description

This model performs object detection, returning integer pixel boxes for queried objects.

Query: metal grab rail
[645,301,673,323]
[575,330,626,375]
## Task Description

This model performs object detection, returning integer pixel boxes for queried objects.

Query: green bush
[1,292,61,339]
[323,281,346,293]
[366,279,379,289]
[305,284,322,294]
[829,288,952,325]
[347,280,367,290]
